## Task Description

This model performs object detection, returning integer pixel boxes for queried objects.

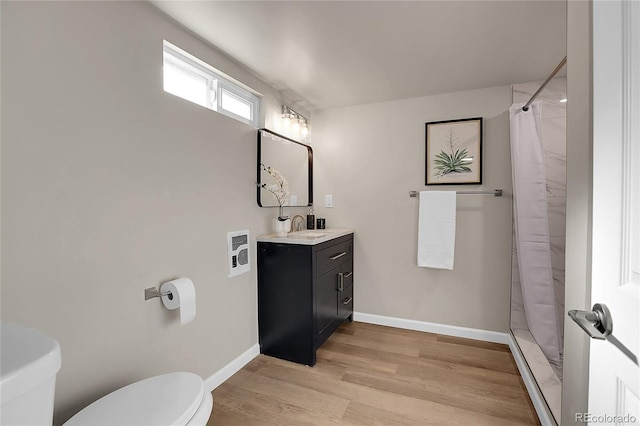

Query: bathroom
[2,1,637,425]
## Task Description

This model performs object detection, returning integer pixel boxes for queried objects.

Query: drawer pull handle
[330,252,347,260]
[343,272,353,278]
[343,297,353,305]
[337,273,344,291]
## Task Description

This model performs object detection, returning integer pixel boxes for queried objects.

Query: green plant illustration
[433,128,473,177]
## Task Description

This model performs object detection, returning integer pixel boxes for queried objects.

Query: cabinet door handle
[330,252,347,260]
[343,272,353,278]
[342,297,353,305]
[337,272,344,291]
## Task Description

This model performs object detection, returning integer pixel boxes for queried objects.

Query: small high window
[163,41,261,127]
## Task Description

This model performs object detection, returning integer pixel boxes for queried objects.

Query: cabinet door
[316,269,339,336]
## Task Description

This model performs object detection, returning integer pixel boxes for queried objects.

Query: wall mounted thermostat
[227,230,250,277]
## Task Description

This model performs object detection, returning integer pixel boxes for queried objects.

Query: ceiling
[151,1,567,112]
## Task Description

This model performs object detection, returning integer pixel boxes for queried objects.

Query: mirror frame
[257,128,313,207]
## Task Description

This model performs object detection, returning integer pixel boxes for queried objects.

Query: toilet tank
[1,322,62,425]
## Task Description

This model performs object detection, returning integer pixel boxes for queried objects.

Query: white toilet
[1,322,62,426]
[1,321,212,426]
[63,372,213,426]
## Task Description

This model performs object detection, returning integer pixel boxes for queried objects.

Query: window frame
[163,40,261,127]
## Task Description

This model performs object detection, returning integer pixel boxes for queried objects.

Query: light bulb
[282,114,291,128]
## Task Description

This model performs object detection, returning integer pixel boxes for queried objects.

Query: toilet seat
[187,386,213,425]
[64,372,212,426]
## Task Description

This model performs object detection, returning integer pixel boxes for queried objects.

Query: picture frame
[425,117,483,185]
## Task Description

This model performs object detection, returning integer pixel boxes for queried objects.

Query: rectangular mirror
[257,128,313,207]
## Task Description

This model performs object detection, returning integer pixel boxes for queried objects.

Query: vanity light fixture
[282,105,310,142]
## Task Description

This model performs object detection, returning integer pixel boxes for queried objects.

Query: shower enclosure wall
[510,77,567,424]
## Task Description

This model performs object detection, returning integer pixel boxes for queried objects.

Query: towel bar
[409,189,503,197]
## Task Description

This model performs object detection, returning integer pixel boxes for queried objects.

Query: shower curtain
[509,102,562,364]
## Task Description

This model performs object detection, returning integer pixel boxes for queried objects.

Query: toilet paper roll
[161,278,196,325]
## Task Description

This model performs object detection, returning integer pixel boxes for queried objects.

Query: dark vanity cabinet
[257,232,354,366]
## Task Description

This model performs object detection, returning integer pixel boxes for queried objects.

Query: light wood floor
[208,321,540,425]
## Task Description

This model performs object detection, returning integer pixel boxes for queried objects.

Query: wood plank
[329,325,423,357]
[316,347,400,375]
[341,400,532,426]
[435,334,512,352]
[212,382,254,410]
[349,321,439,340]
[419,340,518,374]
[395,358,523,389]
[208,403,279,426]
[227,369,350,419]
[341,367,537,424]
[237,390,344,425]
[263,351,349,381]
[341,401,427,426]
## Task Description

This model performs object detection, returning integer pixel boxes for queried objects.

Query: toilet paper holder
[144,287,173,301]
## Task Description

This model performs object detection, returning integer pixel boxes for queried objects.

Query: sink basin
[297,232,326,238]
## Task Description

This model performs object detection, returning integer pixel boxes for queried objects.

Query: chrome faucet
[291,215,305,232]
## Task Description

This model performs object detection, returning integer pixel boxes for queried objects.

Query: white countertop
[257,228,354,245]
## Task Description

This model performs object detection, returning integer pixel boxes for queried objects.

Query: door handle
[337,273,344,292]
[568,303,612,340]
[569,303,638,365]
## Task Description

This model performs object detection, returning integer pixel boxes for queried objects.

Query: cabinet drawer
[339,283,353,319]
[317,238,353,276]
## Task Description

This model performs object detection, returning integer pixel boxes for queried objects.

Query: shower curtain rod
[522,56,567,112]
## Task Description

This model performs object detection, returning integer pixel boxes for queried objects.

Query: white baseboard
[354,312,555,426]
[353,312,510,344]
[204,343,260,391]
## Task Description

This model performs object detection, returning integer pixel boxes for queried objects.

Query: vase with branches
[259,164,291,236]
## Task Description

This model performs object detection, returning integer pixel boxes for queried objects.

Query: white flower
[259,164,289,207]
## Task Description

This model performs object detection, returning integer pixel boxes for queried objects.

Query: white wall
[0,2,298,423]
[312,86,513,332]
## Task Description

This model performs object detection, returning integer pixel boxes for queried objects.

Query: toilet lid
[64,372,205,426]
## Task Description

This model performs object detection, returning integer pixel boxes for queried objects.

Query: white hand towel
[417,191,456,270]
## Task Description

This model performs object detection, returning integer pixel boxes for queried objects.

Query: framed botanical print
[425,117,482,185]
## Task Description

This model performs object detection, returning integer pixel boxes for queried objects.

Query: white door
[588,0,640,423]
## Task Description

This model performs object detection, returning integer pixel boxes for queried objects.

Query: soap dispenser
[306,207,315,230]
